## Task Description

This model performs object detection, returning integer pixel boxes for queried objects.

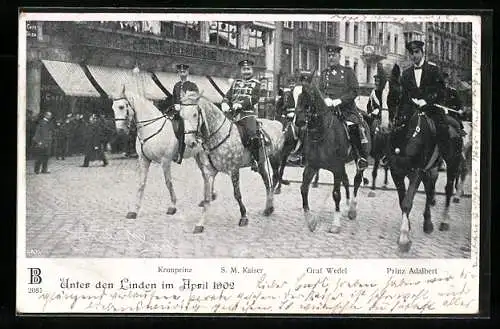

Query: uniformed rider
[442,72,466,136]
[170,64,199,164]
[320,45,369,170]
[221,59,261,171]
[398,40,449,155]
[277,77,297,126]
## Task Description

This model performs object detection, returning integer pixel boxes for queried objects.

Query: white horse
[111,85,216,219]
[179,91,285,233]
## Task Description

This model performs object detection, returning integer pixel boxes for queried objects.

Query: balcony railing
[361,44,389,62]
[295,28,325,44]
[43,22,266,68]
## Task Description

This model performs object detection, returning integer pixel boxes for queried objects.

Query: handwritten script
[37,270,478,314]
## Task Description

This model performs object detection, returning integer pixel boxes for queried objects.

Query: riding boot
[436,123,450,159]
[174,115,185,164]
[357,124,369,170]
[249,137,260,172]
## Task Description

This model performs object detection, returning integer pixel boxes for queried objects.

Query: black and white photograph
[17,11,483,314]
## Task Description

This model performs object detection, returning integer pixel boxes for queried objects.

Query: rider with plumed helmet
[221,59,262,171]
[320,45,369,170]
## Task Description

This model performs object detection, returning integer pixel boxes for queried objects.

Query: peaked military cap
[238,59,254,67]
[287,76,296,83]
[176,64,189,71]
[405,40,425,52]
[326,45,343,53]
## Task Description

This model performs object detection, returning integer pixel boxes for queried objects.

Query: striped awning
[189,75,224,103]
[86,65,165,100]
[41,60,100,97]
[153,71,179,93]
[209,76,232,95]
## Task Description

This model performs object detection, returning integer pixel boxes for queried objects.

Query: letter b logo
[28,268,42,284]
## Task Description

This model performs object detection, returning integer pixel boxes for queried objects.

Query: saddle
[234,119,272,147]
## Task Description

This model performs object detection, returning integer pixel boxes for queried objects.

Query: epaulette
[250,78,260,83]
[427,61,437,66]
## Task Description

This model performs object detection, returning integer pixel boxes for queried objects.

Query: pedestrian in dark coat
[32,111,54,174]
[81,114,108,167]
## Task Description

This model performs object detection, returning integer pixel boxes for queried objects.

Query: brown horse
[294,80,371,233]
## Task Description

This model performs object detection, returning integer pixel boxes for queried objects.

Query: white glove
[233,103,242,110]
[221,102,230,112]
[174,104,181,111]
[324,98,334,107]
[332,99,342,107]
[286,112,295,118]
[412,98,427,108]
[372,109,380,116]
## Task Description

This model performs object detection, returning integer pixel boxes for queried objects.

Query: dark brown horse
[294,80,370,233]
[389,109,463,252]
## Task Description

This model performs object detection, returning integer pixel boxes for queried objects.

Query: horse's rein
[113,96,168,128]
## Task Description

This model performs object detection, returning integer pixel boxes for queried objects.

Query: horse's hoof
[328,225,340,234]
[263,207,274,216]
[430,198,436,206]
[452,197,460,203]
[398,240,412,253]
[368,191,376,197]
[423,221,434,234]
[274,187,281,195]
[239,217,248,227]
[198,200,206,207]
[167,207,177,215]
[126,212,137,219]
[439,222,450,231]
[312,182,319,188]
[348,209,357,220]
[282,179,290,185]
[211,193,217,201]
[363,178,369,186]
[382,184,388,190]
[193,225,204,234]
[308,220,318,232]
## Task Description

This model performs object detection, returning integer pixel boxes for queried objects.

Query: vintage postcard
[17,11,483,314]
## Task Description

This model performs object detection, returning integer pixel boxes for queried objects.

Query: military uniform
[320,45,369,169]
[442,75,465,134]
[221,59,261,169]
[168,64,199,164]
[32,114,54,174]
[399,40,449,154]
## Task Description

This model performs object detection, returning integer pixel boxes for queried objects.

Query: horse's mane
[120,88,156,110]
[306,83,328,113]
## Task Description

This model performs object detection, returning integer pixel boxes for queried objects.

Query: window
[327,22,335,38]
[345,22,350,43]
[451,43,455,62]
[353,23,359,44]
[209,21,238,48]
[394,35,398,53]
[448,41,452,60]
[367,22,372,43]
[428,35,433,54]
[435,36,439,57]
[310,48,319,71]
[378,31,383,45]
[282,45,292,74]
[300,45,308,70]
[312,22,320,31]
[344,56,350,67]
[283,21,293,29]
[299,22,308,29]
[353,59,358,76]
[248,28,264,53]
[386,33,391,48]
[366,63,371,83]
[160,21,200,41]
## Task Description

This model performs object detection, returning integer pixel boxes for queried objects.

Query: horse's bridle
[180,101,231,152]
[113,96,169,150]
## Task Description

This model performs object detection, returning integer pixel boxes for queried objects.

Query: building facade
[25,20,277,118]
[339,21,407,95]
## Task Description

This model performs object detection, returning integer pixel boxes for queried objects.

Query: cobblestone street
[24,154,472,259]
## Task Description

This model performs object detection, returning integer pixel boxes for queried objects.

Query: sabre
[434,104,464,114]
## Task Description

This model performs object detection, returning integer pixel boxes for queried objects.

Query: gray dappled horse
[179,91,285,233]
[112,86,217,219]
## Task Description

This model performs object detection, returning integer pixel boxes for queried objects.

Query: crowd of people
[26,111,137,174]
